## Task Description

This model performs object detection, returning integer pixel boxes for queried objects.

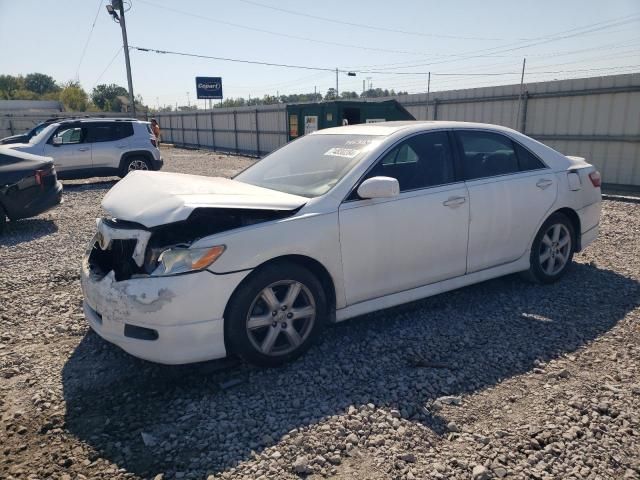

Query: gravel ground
[1,147,639,480]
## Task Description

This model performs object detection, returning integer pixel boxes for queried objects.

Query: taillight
[150,138,157,147]
[588,170,601,188]
[34,165,53,188]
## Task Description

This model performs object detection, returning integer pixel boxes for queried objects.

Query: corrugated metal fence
[2,73,637,187]
[155,73,639,187]
[391,73,640,188]
[157,104,287,157]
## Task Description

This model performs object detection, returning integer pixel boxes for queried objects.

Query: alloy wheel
[539,223,572,275]
[245,280,316,357]
[127,159,149,171]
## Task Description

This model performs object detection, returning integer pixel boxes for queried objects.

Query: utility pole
[113,1,135,117]
[516,58,526,131]
[106,1,135,116]
[186,91,190,107]
[335,68,339,98]
[362,79,365,97]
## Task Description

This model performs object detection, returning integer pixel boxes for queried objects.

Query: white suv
[1,118,163,179]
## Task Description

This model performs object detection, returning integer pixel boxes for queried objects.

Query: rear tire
[523,212,575,284]
[119,157,151,177]
[225,262,327,367]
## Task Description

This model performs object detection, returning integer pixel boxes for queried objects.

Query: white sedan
[81,121,601,366]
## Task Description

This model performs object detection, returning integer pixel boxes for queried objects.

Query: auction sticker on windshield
[324,147,361,158]
[324,139,382,158]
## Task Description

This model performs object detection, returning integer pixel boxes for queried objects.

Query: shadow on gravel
[0,218,58,246]
[62,179,118,192]
[61,262,639,477]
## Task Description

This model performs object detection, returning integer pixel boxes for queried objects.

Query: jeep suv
[0,118,163,179]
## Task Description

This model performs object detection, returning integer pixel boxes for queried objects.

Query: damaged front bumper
[80,228,250,365]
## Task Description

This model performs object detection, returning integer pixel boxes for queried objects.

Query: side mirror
[52,136,62,146]
[357,176,400,199]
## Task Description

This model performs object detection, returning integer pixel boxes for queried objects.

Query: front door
[339,131,469,305]
[43,125,91,173]
[455,130,558,272]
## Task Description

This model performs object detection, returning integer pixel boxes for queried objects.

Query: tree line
[171,87,410,111]
[0,73,146,113]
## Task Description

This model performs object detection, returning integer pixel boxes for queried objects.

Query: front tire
[225,262,327,367]
[524,212,575,284]
[119,157,151,177]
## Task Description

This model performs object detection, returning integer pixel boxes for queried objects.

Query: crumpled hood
[102,171,307,228]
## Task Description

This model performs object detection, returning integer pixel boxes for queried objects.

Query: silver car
[0,118,163,179]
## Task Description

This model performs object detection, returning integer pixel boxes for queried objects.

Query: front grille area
[88,238,144,281]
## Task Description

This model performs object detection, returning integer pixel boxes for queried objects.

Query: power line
[131,46,336,72]
[135,0,526,59]
[131,45,640,78]
[341,15,640,72]
[76,0,104,80]
[92,45,123,88]
[236,0,528,42]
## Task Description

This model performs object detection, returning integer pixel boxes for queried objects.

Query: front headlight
[151,245,225,276]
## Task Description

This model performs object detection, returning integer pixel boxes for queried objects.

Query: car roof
[46,117,141,125]
[313,120,520,136]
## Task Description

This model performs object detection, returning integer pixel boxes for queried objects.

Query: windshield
[29,124,58,144]
[235,134,383,197]
[29,122,49,138]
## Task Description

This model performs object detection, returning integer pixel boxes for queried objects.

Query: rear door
[87,122,133,169]
[456,129,557,273]
[43,125,91,173]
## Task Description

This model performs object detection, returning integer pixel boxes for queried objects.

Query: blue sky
[1,0,639,108]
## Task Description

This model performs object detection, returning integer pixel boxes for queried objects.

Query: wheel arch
[551,207,582,251]
[119,150,154,169]
[223,254,337,330]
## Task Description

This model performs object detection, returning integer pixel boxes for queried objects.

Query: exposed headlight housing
[151,245,225,276]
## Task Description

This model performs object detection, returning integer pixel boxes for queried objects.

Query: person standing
[150,118,161,145]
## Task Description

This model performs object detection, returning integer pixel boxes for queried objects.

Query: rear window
[514,142,546,171]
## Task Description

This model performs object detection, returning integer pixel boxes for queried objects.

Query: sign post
[195,77,223,100]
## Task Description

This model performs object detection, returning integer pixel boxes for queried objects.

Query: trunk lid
[102,171,308,228]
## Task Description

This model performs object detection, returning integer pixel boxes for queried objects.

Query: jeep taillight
[589,170,601,188]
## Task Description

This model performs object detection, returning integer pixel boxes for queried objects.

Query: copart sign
[195,77,223,99]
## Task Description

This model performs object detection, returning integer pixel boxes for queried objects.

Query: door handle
[78,147,90,152]
[536,178,553,189]
[116,144,127,149]
[443,196,466,208]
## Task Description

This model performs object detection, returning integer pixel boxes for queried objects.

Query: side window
[513,142,546,171]
[86,123,134,143]
[458,131,519,180]
[112,123,134,140]
[52,127,85,145]
[86,124,114,143]
[361,131,455,193]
